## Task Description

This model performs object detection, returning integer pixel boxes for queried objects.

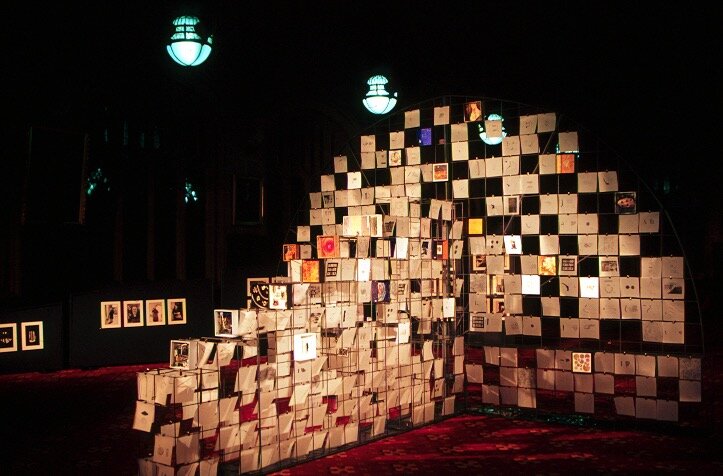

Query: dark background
[1,2,719,368]
[6,2,718,161]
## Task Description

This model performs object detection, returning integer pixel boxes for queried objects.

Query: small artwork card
[468,218,484,235]
[214,309,238,337]
[249,280,270,308]
[579,277,600,298]
[302,260,320,283]
[283,244,300,261]
[433,239,448,260]
[170,339,191,369]
[167,298,187,325]
[347,171,363,189]
[0,323,17,353]
[293,333,317,362]
[558,256,578,276]
[472,254,487,272]
[572,352,592,373]
[434,106,450,125]
[372,280,391,303]
[21,321,44,351]
[123,300,144,327]
[405,109,420,129]
[505,196,520,215]
[389,150,403,167]
[464,100,483,122]
[504,235,522,255]
[418,127,432,146]
[615,192,637,214]
[100,301,121,329]
[432,163,449,182]
[146,299,166,326]
[556,154,575,174]
[599,256,620,277]
[317,235,340,259]
[269,284,290,310]
[538,256,557,276]
[469,313,485,332]
[490,297,506,314]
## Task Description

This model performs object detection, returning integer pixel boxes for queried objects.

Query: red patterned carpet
[0,336,720,475]
[269,412,721,475]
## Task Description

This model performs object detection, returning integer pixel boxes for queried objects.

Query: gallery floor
[1,328,721,476]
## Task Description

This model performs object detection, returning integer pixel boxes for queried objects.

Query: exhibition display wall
[132,97,703,473]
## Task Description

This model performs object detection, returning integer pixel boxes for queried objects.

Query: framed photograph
[372,280,391,303]
[0,323,18,353]
[472,254,487,272]
[432,163,448,182]
[615,191,637,214]
[464,100,483,122]
[170,339,191,369]
[167,298,187,325]
[505,196,520,215]
[100,301,121,329]
[214,309,238,337]
[21,321,44,351]
[145,299,166,326]
[123,300,144,327]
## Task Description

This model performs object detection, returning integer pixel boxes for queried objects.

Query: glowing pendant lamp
[167,16,213,67]
[362,75,398,115]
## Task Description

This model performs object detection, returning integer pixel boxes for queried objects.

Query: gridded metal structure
[133,96,703,474]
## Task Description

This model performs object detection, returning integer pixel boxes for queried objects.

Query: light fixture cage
[363,75,398,115]
[166,15,213,67]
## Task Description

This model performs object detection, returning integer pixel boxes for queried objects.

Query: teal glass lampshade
[166,16,213,67]
[363,75,398,115]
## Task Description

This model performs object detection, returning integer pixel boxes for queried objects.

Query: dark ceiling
[5,2,717,176]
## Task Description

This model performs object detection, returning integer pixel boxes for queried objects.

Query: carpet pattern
[267,412,721,475]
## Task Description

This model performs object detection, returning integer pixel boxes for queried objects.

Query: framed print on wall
[100,301,122,329]
[0,323,18,352]
[21,321,44,351]
[167,298,187,325]
[145,299,166,326]
[123,300,144,327]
